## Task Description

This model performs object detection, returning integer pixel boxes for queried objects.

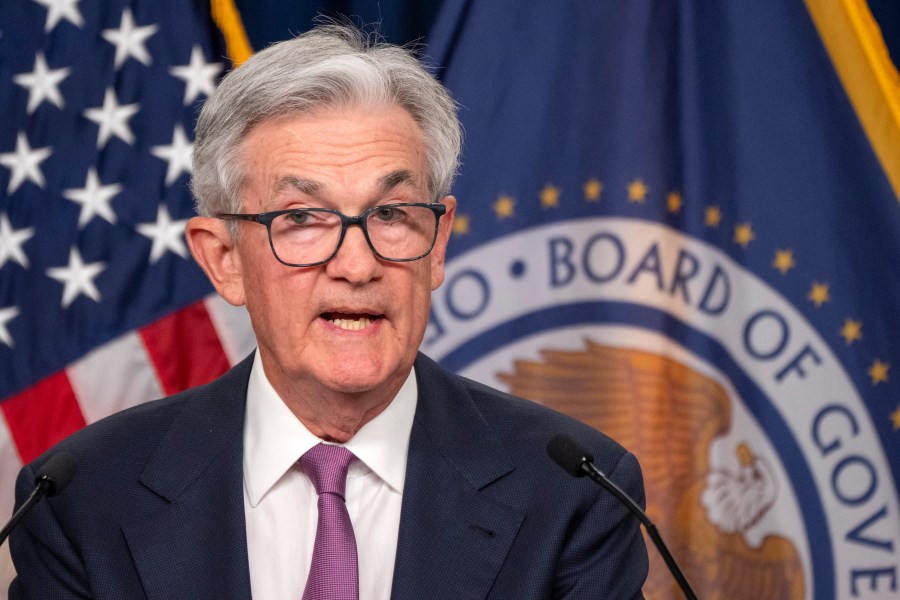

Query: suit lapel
[122,356,253,600]
[391,355,525,600]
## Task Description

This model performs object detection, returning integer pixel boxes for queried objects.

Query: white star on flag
[13,51,71,114]
[101,8,158,69]
[0,213,35,269]
[46,247,106,308]
[169,45,223,105]
[32,0,84,33]
[151,125,193,185]
[63,168,123,228]
[83,88,140,148]
[0,132,53,195]
[0,306,20,348]
[136,205,189,264]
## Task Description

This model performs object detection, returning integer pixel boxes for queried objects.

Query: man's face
[225,105,454,400]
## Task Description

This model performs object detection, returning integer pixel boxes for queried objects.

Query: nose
[324,223,381,284]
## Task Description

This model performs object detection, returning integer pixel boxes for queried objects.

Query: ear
[185,216,247,306]
[429,195,456,290]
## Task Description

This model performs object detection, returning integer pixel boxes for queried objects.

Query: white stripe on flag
[67,331,166,426]
[0,413,24,592]
[204,294,256,365]
[0,542,13,598]
[0,413,23,518]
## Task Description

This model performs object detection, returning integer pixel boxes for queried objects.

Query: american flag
[0,0,255,589]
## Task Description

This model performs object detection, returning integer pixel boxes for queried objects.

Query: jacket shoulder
[414,352,633,474]
[26,353,254,480]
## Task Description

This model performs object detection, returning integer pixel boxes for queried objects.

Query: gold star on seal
[808,282,830,308]
[666,191,682,213]
[452,214,470,236]
[627,179,648,203]
[773,249,795,275]
[733,223,755,248]
[704,205,722,228]
[868,360,889,385]
[891,406,900,431]
[839,319,862,345]
[494,195,515,219]
[540,184,560,208]
[584,178,602,202]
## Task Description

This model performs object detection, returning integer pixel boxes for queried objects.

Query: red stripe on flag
[1,371,87,464]
[140,301,231,396]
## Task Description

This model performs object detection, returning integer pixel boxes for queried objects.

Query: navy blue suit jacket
[9,353,647,599]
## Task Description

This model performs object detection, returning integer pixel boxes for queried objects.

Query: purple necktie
[299,444,359,600]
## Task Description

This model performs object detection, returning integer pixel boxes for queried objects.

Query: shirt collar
[243,349,417,506]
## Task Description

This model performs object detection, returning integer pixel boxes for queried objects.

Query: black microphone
[547,434,699,600]
[0,452,77,546]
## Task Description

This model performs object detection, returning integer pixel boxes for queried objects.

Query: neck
[290,391,394,443]
[258,356,409,444]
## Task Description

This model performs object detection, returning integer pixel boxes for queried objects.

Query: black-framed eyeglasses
[217,202,447,267]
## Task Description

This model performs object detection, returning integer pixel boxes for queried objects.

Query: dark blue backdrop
[233,0,442,51]
[235,0,900,70]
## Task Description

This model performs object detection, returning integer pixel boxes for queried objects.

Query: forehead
[239,105,428,203]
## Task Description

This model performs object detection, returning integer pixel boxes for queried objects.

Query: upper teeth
[331,317,372,330]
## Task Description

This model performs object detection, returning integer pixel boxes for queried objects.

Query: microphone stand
[0,478,54,546]
[578,461,698,600]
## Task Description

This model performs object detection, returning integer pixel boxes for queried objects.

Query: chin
[319,355,393,393]
[327,379,382,395]
[334,348,419,394]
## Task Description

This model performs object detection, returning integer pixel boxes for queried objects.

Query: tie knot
[299,443,355,498]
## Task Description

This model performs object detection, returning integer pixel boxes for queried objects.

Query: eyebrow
[273,175,321,197]
[377,170,418,194]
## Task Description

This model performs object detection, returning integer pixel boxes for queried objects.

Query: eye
[286,210,313,225]
[372,206,403,222]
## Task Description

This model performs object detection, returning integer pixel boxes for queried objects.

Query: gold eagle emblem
[497,340,805,600]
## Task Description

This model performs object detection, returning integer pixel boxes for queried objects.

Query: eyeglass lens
[269,205,438,265]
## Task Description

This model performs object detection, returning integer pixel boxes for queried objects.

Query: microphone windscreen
[547,434,594,477]
[35,452,77,496]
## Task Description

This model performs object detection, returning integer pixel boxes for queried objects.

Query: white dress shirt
[243,350,417,600]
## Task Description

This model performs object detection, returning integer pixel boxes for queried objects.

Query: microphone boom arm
[0,478,53,546]
[578,460,699,600]
[0,452,77,547]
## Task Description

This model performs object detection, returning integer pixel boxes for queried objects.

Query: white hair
[191,24,461,218]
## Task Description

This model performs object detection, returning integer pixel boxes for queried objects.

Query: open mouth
[321,312,383,331]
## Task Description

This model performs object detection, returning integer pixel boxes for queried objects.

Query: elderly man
[9,24,648,599]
